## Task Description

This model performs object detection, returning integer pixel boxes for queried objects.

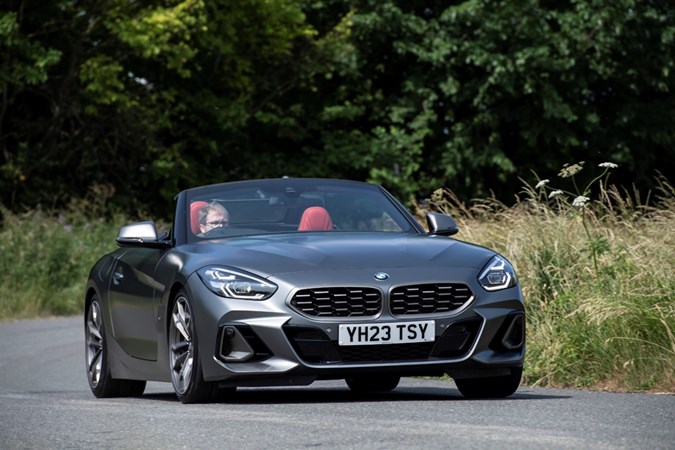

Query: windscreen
[185,180,415,239]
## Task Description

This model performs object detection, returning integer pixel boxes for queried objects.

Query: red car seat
[298,206,334,231]
[190,201,208,235]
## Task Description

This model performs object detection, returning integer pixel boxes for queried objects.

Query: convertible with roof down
[84,178,525,403]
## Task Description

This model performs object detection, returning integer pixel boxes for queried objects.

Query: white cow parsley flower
[535,179,550,189]
[572,195,590,207]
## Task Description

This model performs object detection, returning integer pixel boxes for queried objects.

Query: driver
[198,202,230,236]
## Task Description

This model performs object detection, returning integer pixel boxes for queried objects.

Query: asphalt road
[1,317,673,450]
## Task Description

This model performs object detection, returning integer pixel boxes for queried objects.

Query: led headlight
[478,255,518,291]
[197,266,277,300]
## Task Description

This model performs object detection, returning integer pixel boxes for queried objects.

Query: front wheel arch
[168,289,221,403]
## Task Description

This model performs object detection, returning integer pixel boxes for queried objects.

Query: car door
[108,247,166,361]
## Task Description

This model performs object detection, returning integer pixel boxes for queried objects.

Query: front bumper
[186,269,525,386]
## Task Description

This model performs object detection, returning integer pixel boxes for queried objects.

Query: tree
[248,0,675,202]
[1,0,673,216]
[0,0,313,216]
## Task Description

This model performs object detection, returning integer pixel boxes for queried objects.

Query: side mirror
[426,212,459,236]
[116,221,171,248]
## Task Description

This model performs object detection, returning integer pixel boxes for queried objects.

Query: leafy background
[1,0,673,216]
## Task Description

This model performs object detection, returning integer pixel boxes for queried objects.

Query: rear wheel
[169,291,221,403]
[85,298,146,397]
[346,375,401,393]
[455,367,522,399]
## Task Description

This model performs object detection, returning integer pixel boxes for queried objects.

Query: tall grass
[0,206,125,319]
[0,184,130,320]
[422,165,675,392]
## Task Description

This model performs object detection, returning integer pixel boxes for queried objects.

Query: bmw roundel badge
[373,272,389,281]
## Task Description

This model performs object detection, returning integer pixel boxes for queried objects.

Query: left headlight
[197,266,277,300]
[478,255,518,291]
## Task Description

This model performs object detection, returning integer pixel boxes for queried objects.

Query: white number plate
[338,321,435,346]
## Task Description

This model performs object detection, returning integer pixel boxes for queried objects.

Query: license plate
[338,320,435,346]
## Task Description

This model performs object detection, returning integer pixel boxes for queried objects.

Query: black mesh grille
[390,283,473,315]
[339,342,434,363]
[290,288,382,317]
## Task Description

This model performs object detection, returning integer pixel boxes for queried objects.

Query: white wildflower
[572,195,590,207]
[598,162,618,169]
[548,190,564,199]
[559,161,585,178]
[535,179,550,189]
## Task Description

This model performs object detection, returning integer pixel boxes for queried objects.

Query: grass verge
[421,166,674,392]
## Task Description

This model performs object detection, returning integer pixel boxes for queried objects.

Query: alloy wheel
[170,296,194,395]
[86,300,104,388]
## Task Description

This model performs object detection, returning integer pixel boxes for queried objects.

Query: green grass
[0,206,126,319]
[1,168,673,392]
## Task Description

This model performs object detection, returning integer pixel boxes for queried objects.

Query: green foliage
[106,0,207,78]
[0,206,124,318]
[242,0,675,203]
[0,11,62,86]
[0,0,313,216]
[1,0,674,217]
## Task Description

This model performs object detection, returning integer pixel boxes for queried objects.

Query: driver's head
[199,202,229,234]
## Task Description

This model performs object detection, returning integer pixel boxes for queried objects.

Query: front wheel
[85,298,146,397]
[455,367,522,399]
[169,291,220,403]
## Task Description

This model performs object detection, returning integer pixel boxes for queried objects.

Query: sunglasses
[205,220,228,227]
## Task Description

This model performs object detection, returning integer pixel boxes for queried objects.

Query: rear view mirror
[116,221,170,248]
[426,212,459,236]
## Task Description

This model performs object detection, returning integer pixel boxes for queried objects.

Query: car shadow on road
[140,386,570,404]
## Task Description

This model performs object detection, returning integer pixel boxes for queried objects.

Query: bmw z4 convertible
[84,178,525,403]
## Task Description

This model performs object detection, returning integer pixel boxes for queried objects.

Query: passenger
[198,202,230,236]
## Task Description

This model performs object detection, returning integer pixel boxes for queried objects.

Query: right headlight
[197,266,277,300]
[478,255,518,291]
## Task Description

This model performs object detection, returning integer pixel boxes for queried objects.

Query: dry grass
[419,171,675,392]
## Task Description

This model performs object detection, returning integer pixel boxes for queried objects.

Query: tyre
[169,291,221,403]
[455,367,522,399]
[85,298,146,398]
[346,375,401,393]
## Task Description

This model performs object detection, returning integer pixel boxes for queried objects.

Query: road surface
[1,317,673,449]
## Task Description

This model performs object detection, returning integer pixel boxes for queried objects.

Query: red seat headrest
[190,201,208,235]
[298,206,334,231]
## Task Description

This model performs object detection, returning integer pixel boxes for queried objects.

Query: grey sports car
[84,178,525,403]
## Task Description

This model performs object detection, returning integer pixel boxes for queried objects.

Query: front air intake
[490,313,525,351]
[217,324,273,363]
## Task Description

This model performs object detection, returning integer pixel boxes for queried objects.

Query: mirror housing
[426,212,459,236]
[116,221,171,248]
